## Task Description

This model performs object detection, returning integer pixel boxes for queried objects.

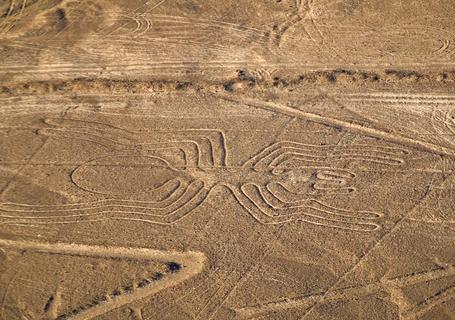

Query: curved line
[0,180,198,216]
[306,199,384,219]
[267,181,354,199]
[109,181,209,225]
[0,182,208,225]
[254,183,289,209]
[316,169,356,181]
[0,181,188,208]
[228,185,293,225]
[243,142,281,168]
[41,123,223,169]
[245,142,409,169]
[71,166,180,197]
[162,184,211,224]
[271,152,405,167]
[242,183,379,230]
[240,184,281,218]
[255,183,382,219]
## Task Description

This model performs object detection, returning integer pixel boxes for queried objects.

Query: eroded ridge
[0,239,206,320]
[0,118,411,231]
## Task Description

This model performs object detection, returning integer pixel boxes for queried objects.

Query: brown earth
[0,1,454,319]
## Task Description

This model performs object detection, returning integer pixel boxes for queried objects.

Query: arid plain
[0,1,455,319]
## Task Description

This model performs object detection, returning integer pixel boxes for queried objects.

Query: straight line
[298,171,452,319]
[220,94,455,158]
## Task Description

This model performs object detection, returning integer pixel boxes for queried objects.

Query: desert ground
[0,1,455,319]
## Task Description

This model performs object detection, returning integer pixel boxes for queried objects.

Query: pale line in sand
[220,94,455,157]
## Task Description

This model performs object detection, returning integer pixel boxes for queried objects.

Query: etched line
[0,122,393,231]
[234,265,455,319]
[220,94,455,157]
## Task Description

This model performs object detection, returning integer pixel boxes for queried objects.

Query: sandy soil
[0,1,454,319]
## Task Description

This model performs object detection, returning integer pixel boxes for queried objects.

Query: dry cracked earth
[0,1,455,319]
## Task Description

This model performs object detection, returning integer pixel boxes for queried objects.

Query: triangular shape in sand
[0,239,205,320]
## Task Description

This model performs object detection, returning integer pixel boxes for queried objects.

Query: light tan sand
[0,1,454,319]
